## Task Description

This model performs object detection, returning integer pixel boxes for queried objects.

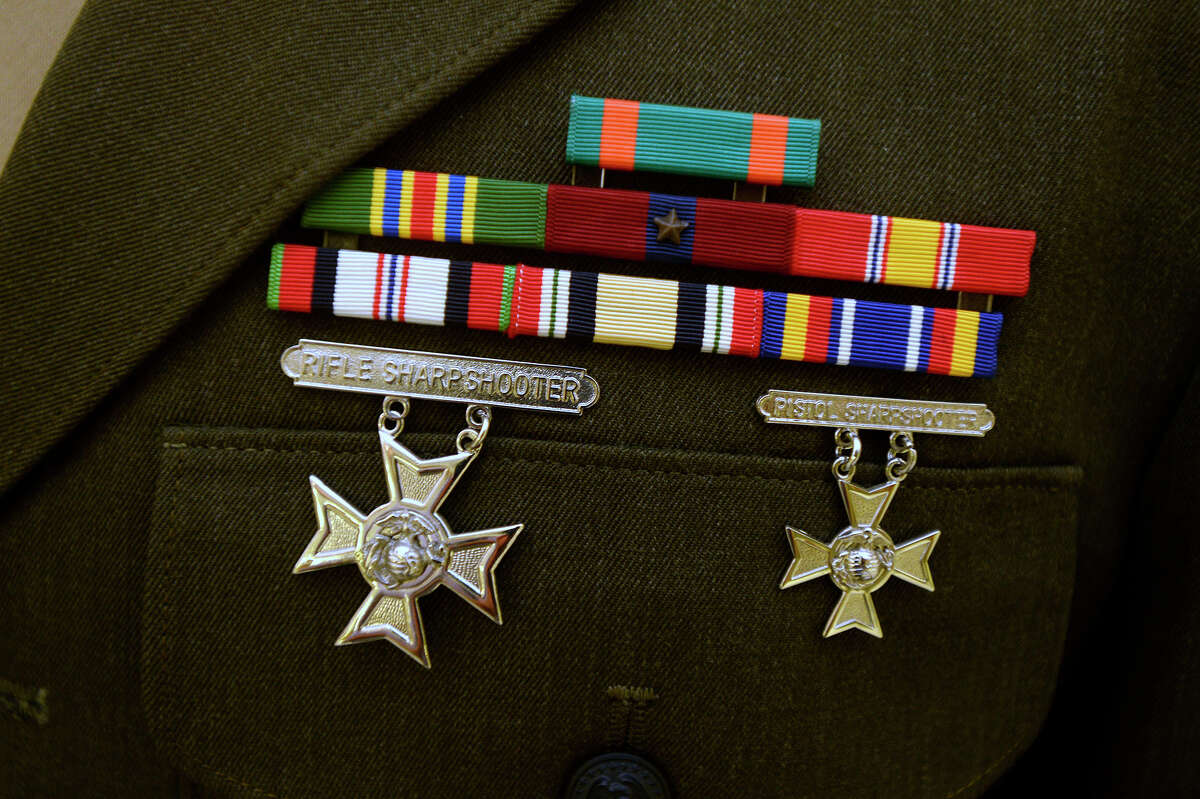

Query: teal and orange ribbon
[566,95,821,187]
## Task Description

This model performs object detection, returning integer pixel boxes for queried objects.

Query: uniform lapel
[0,0,581,492]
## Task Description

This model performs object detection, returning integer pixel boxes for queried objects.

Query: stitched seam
[606,685,658,749]
[160,454,282,797]
[491,458,1068,493]
[945,737,1024,798]
[162,456,181,780]
[164,444,365,455]
[194,765,280,799]
[163,444,1072,493]
[157,446,1058,795]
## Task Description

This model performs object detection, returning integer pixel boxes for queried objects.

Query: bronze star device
[281,340,599,666]
[652,207,690,244]
[758,390,995,638]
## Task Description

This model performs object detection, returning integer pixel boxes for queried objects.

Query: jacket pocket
[143,425,1080,799]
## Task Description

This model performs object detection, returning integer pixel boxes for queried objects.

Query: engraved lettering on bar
[756,391,994,437]
[281,340,599,414]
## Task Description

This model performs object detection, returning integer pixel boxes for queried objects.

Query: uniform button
[565,752,671,798]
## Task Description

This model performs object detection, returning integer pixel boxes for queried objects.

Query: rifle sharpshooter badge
[282,340,598,667]
[757,390,994,638]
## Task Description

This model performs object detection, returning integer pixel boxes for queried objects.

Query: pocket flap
[143,426,1081,798]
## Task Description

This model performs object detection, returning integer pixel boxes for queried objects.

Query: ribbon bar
[566,95,821,187]
[301,168,1034,296]
[281,339,599,414]
[269,244,1003,378]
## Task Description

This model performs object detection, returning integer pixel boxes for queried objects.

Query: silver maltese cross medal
[282,340,598,666]
[758,390,995,638]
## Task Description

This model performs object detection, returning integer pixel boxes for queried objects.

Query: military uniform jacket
[1,1,1198,796]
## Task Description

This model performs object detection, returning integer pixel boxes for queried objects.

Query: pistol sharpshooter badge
[758,390,994,638]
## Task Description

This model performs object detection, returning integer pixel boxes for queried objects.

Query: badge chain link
[378,396,491,455]
[831,428,918,483]
[456,404,491,454]
[377,396,411,438]
[885,431,918,482]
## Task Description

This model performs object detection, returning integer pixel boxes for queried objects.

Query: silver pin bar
[281,340,599,414]
[757,390,994,436]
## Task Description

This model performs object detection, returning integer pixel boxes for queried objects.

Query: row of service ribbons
[269,96,1035,378]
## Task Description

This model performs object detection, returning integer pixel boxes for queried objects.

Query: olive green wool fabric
[1,1,1198,797]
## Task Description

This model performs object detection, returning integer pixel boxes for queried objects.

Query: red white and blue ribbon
[302,168,1035,296]
[270,244,1002,378]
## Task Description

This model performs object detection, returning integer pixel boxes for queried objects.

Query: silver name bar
[281,340,599,414]
[757,390,994,436]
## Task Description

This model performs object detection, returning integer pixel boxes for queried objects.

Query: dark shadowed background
[2,1,1197,796]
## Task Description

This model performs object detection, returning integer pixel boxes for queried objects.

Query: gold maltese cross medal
[282,340,599,666]
[758,390,995,638]
[781,477,938,638]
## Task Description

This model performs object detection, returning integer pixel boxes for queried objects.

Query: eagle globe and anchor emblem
[360,507,449,591]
